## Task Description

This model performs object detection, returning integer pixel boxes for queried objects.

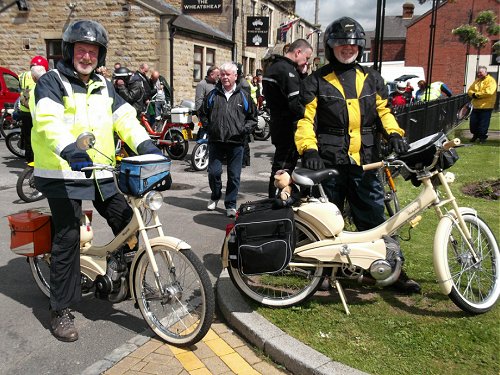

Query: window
[3,73,20,93]
[193,46,203,81]
[46,39,63,69]
[249,58,255,76]
[194,45,216,82]
[206,48,215,73]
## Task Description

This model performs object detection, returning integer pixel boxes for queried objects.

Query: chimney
[402,2,415,19]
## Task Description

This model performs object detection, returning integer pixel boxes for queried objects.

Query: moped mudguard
[129,236,191,301]
[433,207,477,295]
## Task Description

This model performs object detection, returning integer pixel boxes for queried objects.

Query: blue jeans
[322,164,385,231]
[470,109,493,140]
[207,142,244,210]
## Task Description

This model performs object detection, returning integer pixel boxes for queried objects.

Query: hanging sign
[247,16,269,47]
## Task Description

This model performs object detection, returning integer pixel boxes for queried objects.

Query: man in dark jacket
[114,67,145,117]
[198,62,257,217]
[295,17,419,294]
[262,39,313,198]
[135,62,153,108]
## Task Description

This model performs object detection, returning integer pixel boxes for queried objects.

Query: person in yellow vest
[467,66,498,143]
[32,20,166,342]
[18,55,49,162]
[416,80,452,102]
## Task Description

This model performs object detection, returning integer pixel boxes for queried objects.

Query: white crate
[171,107,192,123]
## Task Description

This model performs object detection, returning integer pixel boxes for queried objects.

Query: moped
[8,133,215,345]
[222,132,499,315]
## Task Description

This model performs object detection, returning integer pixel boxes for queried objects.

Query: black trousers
[19,112,33,163]
[48,193,133,311]
[268,143,299,198]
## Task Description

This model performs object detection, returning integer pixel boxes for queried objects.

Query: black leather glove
[302,149,324,170]
[388,133,409,154]
[137,139,163,156]
[60,142,93,177]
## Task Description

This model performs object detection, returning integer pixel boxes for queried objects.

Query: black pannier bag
[228,199,295,275]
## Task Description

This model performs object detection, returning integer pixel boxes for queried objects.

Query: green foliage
[475,10,497,26]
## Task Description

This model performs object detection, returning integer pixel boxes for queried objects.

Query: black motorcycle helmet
[113,67,132,82]
[62,20,109,68]
[324,17,366,63]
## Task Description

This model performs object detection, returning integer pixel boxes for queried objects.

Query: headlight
[144,191,163,211]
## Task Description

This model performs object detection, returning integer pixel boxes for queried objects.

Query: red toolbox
[8,210,52,256]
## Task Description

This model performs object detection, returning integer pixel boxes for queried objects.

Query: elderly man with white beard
[295,17,420,294]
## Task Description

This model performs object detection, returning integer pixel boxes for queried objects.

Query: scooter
[222,132,499,315]
[8,133,215,346]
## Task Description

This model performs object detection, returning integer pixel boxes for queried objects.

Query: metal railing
[392,94,470,142]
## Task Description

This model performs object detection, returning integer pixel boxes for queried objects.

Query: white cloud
[295,0,433,31]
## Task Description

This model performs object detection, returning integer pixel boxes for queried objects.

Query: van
[0,67,20,110]
[360,62,425,97]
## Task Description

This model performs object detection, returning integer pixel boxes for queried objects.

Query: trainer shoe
[50,308,78,342]
[226,208,237,217]
[207,200,218,211]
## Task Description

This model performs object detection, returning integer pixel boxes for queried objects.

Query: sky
[295,0,434,31]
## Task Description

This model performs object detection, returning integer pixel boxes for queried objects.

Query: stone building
[0,0,320,103]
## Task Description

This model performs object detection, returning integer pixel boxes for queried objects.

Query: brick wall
[405,0,498,94]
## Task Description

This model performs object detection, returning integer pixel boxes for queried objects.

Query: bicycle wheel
[228,221,325,307]
[190,143,208,171]
[17,166,45,202]
[253,115,271,141]
[435,212,500,314]
[5,131,25,158]
[133,246,214,346]
[28,254,51,298]
[164,129,189,160]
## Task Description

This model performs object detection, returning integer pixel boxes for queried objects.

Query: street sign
[182,0,222,13]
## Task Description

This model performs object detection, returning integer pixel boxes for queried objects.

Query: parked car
[0,67,20,110]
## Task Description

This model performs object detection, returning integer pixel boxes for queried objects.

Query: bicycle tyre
[435,212,500,314]
[163,129,189,160]
[190,143,208,171]
[133,246,214,346]
[227,220,325,307]
[17,166,45,202]
[5,131,25,158]
[28,255,51,298]
[253,115,271,141]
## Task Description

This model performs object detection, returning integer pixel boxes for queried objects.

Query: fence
[393,94,470,143]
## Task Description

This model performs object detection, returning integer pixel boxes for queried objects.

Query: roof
[136,0,232,43]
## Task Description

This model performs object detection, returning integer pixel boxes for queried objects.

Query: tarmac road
[0,133,273,375]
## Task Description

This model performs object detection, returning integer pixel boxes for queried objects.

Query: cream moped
[9,133,215,346]
[222,132,499,315]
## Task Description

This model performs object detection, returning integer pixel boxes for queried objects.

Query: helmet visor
[327,38,365,48]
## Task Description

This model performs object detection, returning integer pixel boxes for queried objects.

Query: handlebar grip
[443,138,460,150]
[362,161,384,171]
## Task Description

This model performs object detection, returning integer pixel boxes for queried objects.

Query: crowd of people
[17,16,497,343]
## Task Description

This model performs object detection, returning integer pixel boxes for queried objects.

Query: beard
[333,49,359,64]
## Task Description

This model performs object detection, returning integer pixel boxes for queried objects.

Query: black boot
[392,270,421,294]
[50,308,78,342]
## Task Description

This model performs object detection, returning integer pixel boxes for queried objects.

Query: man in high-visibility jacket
[18,55,48,162]
[32,20,167,342]
[417,80,452,102]
[467,66,497,143]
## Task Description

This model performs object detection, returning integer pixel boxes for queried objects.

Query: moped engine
[369,236,403,285]
[95,250,129,302]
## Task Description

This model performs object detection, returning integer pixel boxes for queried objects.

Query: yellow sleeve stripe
[295,97,318,154]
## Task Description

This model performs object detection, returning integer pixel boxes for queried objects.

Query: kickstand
[333,279,350,315]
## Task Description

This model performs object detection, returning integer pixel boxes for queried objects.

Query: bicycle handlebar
[443,138,460,150]
[362,161,384,171]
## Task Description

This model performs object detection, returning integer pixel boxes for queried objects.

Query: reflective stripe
[262,77,278,84]
[288,90,299,98]
[34,168,114,180]
[52,70,74,99]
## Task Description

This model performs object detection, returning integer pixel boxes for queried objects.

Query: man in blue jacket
[198,62,257,217]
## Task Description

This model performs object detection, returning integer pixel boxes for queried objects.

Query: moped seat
[292,168,338,187]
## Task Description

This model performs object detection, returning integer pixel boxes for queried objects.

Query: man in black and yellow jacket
[295,17,420,294]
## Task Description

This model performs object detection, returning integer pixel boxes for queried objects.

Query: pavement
[80,269,367,375]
